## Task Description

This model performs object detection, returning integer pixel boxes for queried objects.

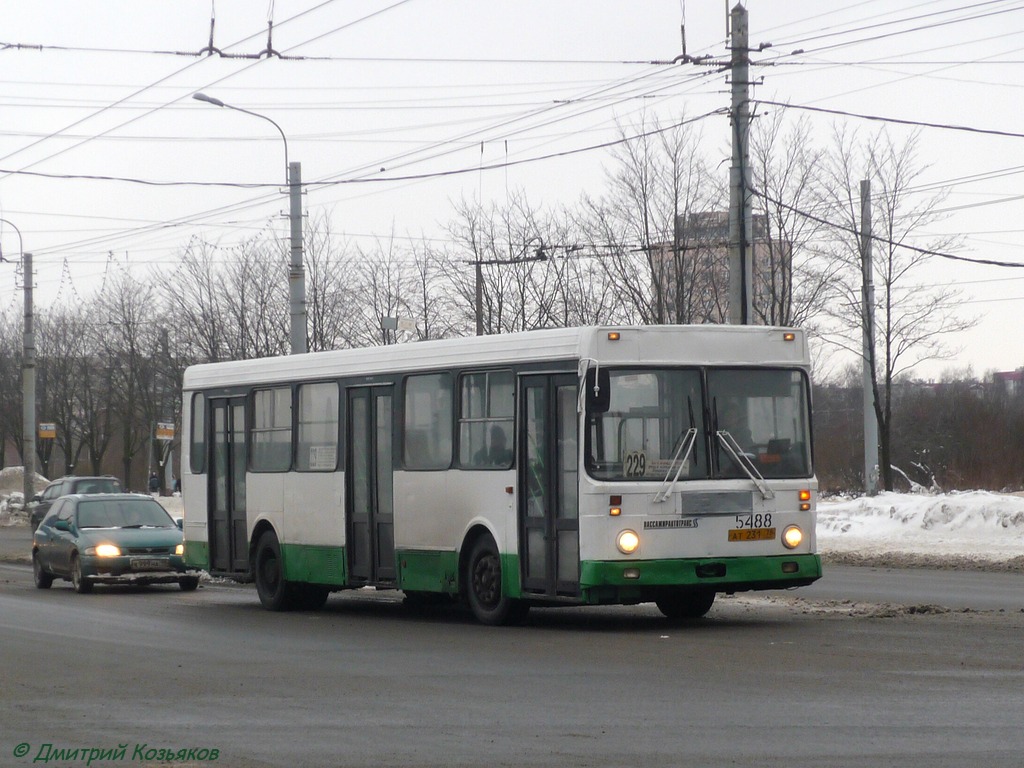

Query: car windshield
[77,499,173,529]
[73,478,121,494]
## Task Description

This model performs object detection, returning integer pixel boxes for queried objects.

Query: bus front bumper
[579,553,821,604]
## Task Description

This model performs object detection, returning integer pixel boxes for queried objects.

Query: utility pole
[23,253,36,506]
[860,179,879,495]
[288,160,307,354]
[727,2,753,325]
[474,261,484,336]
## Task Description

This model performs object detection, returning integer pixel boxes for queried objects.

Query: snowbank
[0,466,49,524]
[818,491,1024,564]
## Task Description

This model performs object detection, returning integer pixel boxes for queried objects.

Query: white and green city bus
[181,325,820,624]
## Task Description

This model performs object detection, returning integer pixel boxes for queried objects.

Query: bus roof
[182,325,809,391]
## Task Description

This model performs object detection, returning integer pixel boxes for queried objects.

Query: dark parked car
[29,475,122,531]
[32,494,200,593]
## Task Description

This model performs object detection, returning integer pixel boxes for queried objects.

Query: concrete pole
[860,180,879,495]
[474,261,483,336]
[727,3,753,325]
[23,253,36,504]
[288,160,307,354]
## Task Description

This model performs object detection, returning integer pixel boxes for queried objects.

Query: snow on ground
[817,491,1024,570]
[2,466,1023,569]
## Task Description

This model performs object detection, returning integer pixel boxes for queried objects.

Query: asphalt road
[1,562,1023,768]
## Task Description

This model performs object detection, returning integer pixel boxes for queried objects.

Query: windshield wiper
[653,396,699,504]
[653,427,698,504]
[716,431,775,500]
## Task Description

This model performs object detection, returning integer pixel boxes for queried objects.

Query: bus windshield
[585,367,811,481]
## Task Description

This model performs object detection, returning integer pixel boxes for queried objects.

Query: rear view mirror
[585,369,611,414]
[53,520,72,532]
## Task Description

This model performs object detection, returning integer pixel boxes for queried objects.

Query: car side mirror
[174,517,184,531]
[32,494,42,502]
[53,520,72,532]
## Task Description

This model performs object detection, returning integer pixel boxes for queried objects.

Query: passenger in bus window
[476,424,512,467]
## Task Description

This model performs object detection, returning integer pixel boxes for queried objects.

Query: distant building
[650,211,791,324]
[992,369,1024,397]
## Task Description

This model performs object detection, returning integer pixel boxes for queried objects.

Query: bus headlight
[782,525,803,550]
[616,529,640,555]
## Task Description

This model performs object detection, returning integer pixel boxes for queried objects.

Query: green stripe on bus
[281,543,347,586]
[184,540,209,570]
[579,554,822,589]
[394,550,524,598]
[397,550,459,593]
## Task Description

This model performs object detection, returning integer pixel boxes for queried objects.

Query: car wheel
[465,534,529,626]
[32,552,54,589]
[179,576,200,592]
[70,554,93,594]
[655,589,715,620]
[253,531,296,611]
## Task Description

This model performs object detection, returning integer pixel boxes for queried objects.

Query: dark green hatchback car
[32,494,200,593]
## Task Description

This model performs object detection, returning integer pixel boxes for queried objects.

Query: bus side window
[404,373,453,470]
[190,392,205,474]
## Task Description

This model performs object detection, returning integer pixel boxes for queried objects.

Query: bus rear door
[208,397,248,574]
[346,385,396,586]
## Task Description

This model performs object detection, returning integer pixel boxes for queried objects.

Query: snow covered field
[817,490,1024,570]
[3,466,1023,569]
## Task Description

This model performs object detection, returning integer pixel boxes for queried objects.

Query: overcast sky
[1,1,1021,379]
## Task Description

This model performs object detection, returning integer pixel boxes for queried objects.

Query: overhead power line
[0,108,726,192]
[756,100,1024,140]
[750,184,1024,269]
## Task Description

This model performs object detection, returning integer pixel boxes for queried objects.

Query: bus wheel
[655,589,715,620]
[254,531,296,611]
[466,535,529,626]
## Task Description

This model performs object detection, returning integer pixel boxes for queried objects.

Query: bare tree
[819,126,975,491]
[0,308,21,470]
[164,238,229,363]
[302,213,362,351]
[94,271,164,490]
[578,115,725,325]
[749,112,839,328]
[34,306,92,476]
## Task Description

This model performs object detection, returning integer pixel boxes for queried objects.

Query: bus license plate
[728,527,776,542]
[130,557,169,571]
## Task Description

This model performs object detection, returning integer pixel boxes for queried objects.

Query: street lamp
[0,218,35,507]
[192,92,307,354]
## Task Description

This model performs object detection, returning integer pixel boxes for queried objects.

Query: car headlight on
[616,529,640,555]
[175,543,184,556]
[782,525,803,550]
[88,544,122,557]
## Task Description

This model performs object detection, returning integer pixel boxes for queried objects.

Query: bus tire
[254,531,296,611]
[465,534,529,626]
[655,589,715,620]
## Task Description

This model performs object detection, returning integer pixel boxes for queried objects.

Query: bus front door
[346,386,396,586]
[209,398,248,574]
[520,375,579,598]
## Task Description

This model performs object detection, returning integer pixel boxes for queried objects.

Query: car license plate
[130,557,169,571]
[728,527,776,542]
